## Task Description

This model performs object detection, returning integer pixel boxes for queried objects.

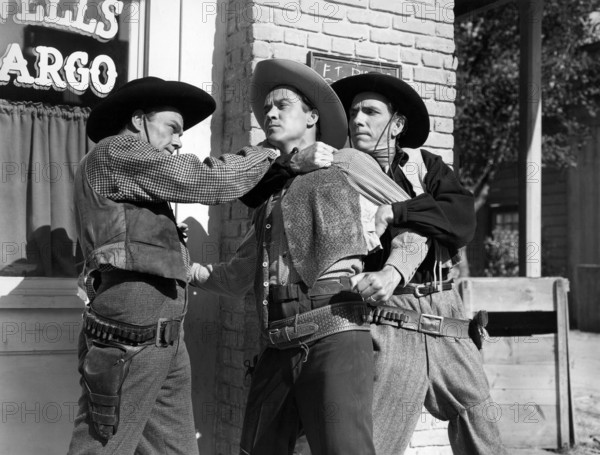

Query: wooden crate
[458,277,575,451]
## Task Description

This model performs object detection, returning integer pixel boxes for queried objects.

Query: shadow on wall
[0,226,82,278]
[181,215,222,455]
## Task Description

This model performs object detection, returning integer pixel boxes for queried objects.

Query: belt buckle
[419,313,443,335]
[267,328,280,345]
[413,284,430,298]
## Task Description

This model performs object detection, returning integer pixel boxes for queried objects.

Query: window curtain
[0,100,92,277]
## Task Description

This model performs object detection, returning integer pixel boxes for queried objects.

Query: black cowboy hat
[331,73,430,148]
[250,59,348,149]
[86,77,216,143]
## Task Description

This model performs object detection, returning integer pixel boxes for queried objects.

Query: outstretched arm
[189,227,257,298]
[89,136,278,204]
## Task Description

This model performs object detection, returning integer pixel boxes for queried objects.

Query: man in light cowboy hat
[243,72,506,454]
[330,73,507,454]
[190,59,429,454]
[67,76,288,454]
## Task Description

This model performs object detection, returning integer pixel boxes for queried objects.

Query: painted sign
[0,0,130,102]
[308,52,401,84]
[0,0,124,42]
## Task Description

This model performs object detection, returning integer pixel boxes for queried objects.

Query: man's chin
[352,139,372,151]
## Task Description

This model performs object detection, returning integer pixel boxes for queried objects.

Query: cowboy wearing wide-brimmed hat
[190,59,432,455]
[67,77,279,455]
[238,71,506,455]
[330,73,507,455]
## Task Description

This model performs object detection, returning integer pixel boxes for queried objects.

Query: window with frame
[0,0,143,277]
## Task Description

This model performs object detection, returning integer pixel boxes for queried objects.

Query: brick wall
[214,1,456,453]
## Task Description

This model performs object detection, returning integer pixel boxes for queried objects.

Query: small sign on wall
[307,52,401,84]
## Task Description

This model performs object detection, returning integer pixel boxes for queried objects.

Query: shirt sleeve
[385,229,430,285]
[191,226,257,297]
[334,149,411,204]
[90,136,276,204]
[335,149,429,284]
[391,150,476,249]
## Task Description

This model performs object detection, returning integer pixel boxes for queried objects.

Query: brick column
[213,1,457,453]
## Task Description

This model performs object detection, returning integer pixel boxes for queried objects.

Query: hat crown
[86,76,215,143]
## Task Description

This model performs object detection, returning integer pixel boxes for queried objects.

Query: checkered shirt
[84,135,277,204]
[81,135,276,299]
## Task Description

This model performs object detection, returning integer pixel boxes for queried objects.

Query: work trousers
[371,287,508,455]
[67,273,198,455]
[240,329,376,455]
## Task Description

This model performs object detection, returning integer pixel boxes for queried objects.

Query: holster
[82,335,147,441]
[468,310,489,350]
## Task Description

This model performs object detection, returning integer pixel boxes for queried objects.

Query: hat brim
[331,73,430,148]
[250,60,348,149]
[87,77,216,143]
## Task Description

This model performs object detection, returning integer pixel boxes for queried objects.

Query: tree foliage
[455,1,600,203]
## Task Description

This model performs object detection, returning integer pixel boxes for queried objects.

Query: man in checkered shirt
[67,77,332,455]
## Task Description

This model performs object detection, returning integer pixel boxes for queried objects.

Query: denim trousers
[371,288,508,455]
[67,273,198,455]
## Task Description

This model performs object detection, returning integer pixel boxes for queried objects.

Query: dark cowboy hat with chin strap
[250,59,348,149]
[86,77,216,143]
[331,73,430,148]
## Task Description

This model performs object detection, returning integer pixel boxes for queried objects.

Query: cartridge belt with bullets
[83,308,182,347]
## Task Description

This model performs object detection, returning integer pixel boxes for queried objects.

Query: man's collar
[392,149,409,168]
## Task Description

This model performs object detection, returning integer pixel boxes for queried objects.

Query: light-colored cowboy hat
[87,76,216,143]
[250,59,348,149]
[331,73,430,148]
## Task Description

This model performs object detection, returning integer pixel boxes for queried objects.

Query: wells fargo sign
[0,0,126,98]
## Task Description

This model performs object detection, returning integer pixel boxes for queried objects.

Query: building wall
[467,164,569,279]
[214,0,457,453]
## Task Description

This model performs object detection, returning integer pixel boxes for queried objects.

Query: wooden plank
[458,278,557,312]
[481,334,555,365]
[554,279,570,448]
[490,387,557,405]
[484,364,556,390]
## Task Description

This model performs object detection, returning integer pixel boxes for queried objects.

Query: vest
[74,139,187,283]
[251,165,368,328]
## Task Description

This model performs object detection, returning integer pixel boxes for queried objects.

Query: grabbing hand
[350,266,402,305]
[178,222,189,243]
[189,262,212,286]
[290,141,337,173]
